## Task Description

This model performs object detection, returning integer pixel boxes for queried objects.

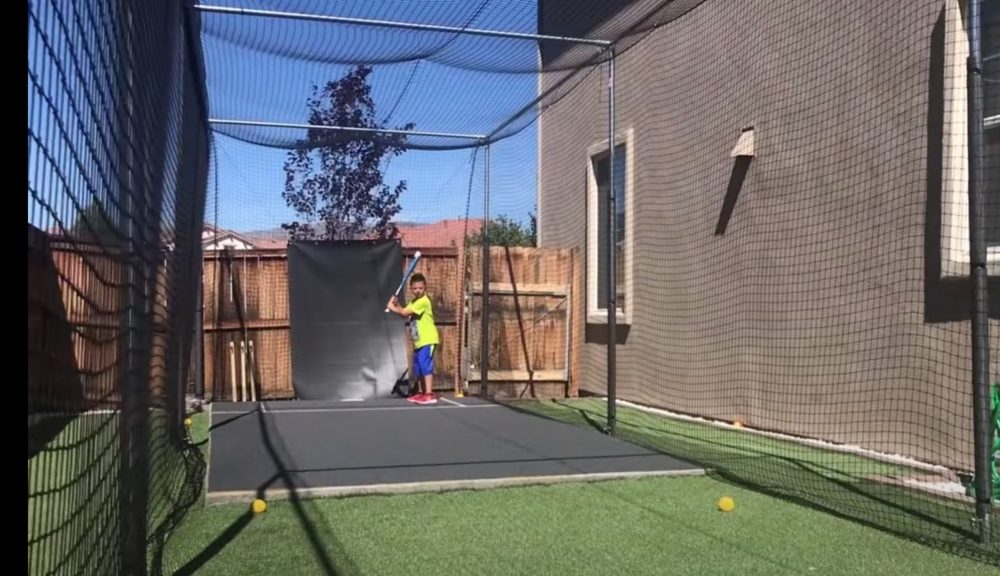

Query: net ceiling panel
[195,0,705,149]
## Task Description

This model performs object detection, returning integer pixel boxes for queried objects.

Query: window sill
[587,309,630,325]
[941,247,1000,278]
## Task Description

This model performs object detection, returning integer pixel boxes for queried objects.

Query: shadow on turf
[171,511,254,576]
[494,397,1000,567]
[174,402,358,575]
[149,427,211,576]
[251,403,358,575]
[194,252,357,573]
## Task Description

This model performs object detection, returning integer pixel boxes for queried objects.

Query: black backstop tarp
[288,241,409,400]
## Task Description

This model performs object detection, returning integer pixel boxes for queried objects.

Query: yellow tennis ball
[717,496,735,512]
[183,417,193,428]
[251,499,267,514]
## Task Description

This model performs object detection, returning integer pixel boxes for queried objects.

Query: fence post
[605,47,617,435]
[481,142,491,397]
[966,0,993,546]
[194,269,205,399]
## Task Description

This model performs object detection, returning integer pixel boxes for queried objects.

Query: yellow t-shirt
[407,295,439,349]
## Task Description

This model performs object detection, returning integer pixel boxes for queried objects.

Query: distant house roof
[202,224,258,250]
[395,218,483,249]
[249,238,288,250]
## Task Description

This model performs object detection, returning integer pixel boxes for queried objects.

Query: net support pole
[967,0,993,546]
[192,4,613,47]
[194,261,205,399]
[207,118,486,142]
[481,141,491,397]
[605,47,617,436]
[117,2,150,572]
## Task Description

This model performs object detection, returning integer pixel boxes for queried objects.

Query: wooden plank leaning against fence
[29,225,179,413]
[197,244,580,401]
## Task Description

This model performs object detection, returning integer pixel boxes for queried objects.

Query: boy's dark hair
[410,273,426,285]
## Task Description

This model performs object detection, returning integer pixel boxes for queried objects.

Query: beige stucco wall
[537,0,1000,469]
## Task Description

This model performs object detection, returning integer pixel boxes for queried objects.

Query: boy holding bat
[387,273,439,405]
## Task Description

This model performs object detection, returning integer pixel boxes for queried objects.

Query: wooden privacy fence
[28,225,179,413]
[465,246,582,399]
[199,244,580,401]
[28,229,122,412]
[201,249,291,400]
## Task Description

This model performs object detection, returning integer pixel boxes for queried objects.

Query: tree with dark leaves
[282,65,414,242]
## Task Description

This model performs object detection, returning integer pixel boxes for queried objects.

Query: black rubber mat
[207,397,702,496]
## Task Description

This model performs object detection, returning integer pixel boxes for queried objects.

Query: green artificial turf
[160,402,999,575]
[508,398,999,559]
[28,409,205,576]
[162,475,995,576]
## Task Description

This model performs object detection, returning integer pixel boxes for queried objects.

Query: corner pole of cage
[480,140,491,398]
[605,46,617,436]
[966,0,993,546]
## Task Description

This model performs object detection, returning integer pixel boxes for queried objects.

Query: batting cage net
[28,0,209,574]
[29,0,1000,571]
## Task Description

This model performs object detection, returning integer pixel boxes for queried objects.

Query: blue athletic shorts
[412,345,436,378]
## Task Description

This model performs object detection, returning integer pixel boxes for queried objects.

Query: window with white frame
[942,0,1000,276]
[587,129,633,323]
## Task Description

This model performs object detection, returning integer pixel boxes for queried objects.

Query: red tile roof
[395,218,483,249]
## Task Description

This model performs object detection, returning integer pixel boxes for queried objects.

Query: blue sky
[28,0,548,236]
[200,1,545,233]
[207,111,539,234]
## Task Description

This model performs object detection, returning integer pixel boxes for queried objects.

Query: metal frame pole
[606,48,617,436]
[967,0,993,546]
[194,257,205,399]
[481,142,491,397]
[117,3,149,571]
[207,118,486,142]
[193,4,612,47]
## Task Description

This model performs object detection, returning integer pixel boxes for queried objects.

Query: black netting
[192,0,998,564]
[194,0,997,565]
[196,0,618,149]
[27,0,209,574]
[28,0,999,571]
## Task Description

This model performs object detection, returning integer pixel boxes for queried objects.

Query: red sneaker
[413,393,437,405]
[406,393,423,403]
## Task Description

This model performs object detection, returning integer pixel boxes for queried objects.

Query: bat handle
[386,285,404,313]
